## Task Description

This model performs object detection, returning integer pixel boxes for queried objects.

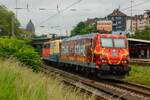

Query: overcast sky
[0,0,150,36]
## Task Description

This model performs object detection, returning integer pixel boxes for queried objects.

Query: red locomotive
[41,33,130,76]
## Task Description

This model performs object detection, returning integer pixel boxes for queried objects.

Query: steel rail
[42,65,150,100]
[106,80,150,98]
[42,66,114,100]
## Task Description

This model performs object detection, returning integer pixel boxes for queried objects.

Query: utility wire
[37,0,150,28]
[60,0,82,13]
[121,0,150,11]
[37,0,82,26]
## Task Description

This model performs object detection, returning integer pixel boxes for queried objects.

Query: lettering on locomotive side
[40,33,130,76]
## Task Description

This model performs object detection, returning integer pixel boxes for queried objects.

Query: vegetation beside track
[0,37,41,71]
[0,58,94,100]
[125,65,150,86]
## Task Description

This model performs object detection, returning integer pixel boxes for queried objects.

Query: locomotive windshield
[101,38,113,48]
[101,38,126,48]
[114,38,126,48]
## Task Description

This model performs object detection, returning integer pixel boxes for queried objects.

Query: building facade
[84,9,150,34]
[96,20,112,32]
[107,9,127,34]
[145,10,150,26]
[126,13,149,34]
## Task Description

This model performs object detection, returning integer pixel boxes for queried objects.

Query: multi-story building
[107,9,127,34]
[145,10,150,26]
[126,17,136,34]
[96,20,112,32]
[84,9,150,34]
[137,14,148,30]
[126,13,149,34]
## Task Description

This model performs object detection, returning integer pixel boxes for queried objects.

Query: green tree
[0,5,20,36]
[71,22,96,36]
[129,26,150,40]
[0,37,41,72]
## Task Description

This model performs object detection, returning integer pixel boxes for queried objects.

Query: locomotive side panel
[48,39,61,62]
[50,40,61,55]
[42,39,61,62]
[42,44,50,58]
[59,37,96,68]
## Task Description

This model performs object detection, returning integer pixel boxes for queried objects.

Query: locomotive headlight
[124,61,127,63]
[102,59,107,63]
[121,60,128,64]
[100,54,107,63]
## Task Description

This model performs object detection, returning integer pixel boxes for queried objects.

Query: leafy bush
[129,26,150,40]
[0,37,41,71]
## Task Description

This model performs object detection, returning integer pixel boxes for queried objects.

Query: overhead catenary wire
[121,0,150,11]
[37,0,82,26]
[38,0,150,27]
[57,0,60,13]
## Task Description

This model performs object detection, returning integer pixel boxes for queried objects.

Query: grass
[125,65,150,86]
[0,58,95,100]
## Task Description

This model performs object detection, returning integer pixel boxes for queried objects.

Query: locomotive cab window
[101,38,126,48]
[101,38,113,48]
[114,38,126,48]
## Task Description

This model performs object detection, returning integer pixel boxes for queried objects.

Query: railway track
[105,80,150,98]
[42,65,150,100]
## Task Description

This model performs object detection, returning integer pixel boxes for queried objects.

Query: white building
[126,13,149,34]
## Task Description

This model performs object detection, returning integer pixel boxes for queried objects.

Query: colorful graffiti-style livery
[42,33,130,75]
[60,33,130,75]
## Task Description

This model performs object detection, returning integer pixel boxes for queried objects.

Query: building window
[112,17,114,21]
[116,16,121,20]
[116,26,122,29]
[118,21,121,24]
[113,21,116,23]
[113,26,117,31]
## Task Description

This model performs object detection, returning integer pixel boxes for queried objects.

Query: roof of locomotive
[62,33,96,41]
[62,33,126,42]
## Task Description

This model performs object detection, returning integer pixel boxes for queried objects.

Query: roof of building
[108,9,127,17]
[127,14,148,20]
[85,17,106,24]
[145,10,150,15]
